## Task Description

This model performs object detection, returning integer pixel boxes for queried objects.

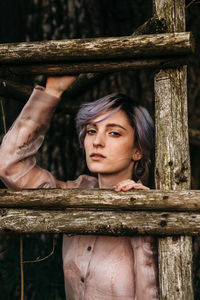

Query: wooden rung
[0,207,200,235]
[0,188,200,211]
[0,32,194,65]
[0,56,188,76]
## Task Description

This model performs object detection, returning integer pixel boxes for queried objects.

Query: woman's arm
[0,76,77,189]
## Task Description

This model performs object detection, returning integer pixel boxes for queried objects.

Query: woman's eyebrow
[87,122,127,131]
[106,123,127,131]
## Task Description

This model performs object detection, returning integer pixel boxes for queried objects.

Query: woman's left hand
[113,179,149,191]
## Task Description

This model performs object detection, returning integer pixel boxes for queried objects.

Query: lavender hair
[75,93,154,183]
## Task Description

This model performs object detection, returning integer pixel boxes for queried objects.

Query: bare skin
[45,76,77,97]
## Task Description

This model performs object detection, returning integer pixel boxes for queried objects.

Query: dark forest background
[0,0,200,299]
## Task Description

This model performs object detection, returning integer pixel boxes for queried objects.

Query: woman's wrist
[45,76,77,98]
[45,87,63,98]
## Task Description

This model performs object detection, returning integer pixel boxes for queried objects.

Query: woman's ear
[132,148,143,161]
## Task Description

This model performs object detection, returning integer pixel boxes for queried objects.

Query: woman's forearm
[0,75,77,189]
[0,86,61,189]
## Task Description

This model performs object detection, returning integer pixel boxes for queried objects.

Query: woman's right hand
[113,179,149,191]
[45,75,78,97]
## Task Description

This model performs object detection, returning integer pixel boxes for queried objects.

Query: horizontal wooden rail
[0,56,187,76]
[0,32,194,64]
[0,189,200,235]
[0,208,200,235]
[0,189,200,210]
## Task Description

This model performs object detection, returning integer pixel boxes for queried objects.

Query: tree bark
[1,189,200,211]
[0,32,194,64]
[153,0,194,299]
[0,208,200,235]
[0,56,188,77]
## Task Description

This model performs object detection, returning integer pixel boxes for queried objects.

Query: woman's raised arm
[0,76,77,190]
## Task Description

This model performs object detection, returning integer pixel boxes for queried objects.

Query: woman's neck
[98,169,133,189]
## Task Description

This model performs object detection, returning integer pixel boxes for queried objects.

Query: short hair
[76,93,154,184]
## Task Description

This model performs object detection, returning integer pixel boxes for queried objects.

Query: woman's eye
[109,131,120,137]
[86,129,96,134]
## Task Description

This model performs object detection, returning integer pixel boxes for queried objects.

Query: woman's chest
[63,235,135,299]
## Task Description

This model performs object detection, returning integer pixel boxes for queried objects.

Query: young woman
[0,76,158,299]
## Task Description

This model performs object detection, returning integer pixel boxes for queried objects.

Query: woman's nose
[93,133,105,147]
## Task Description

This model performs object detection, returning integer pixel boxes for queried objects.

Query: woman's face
[84,109,142,177]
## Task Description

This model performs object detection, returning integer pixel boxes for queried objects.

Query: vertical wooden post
[153,0,194,299]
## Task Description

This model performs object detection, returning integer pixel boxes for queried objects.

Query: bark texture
[0,189,200,211]
[153,0,193,299]
[1,208,200,235]
[0,56,187,77]
[0,32,194,64]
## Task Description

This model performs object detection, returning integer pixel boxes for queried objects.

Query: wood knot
[0,209,7,216]
[163,195,169,200]
[172,236,179,242]
[175,162,188,184]
[161,213,169,218]
[160,220,167,227]
[130,197,136,202]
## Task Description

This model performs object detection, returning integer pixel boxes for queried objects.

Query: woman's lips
[90,153,106,160]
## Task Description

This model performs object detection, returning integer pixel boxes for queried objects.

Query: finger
[115,180,136,189]
[121,183,149,191]
[131,184,150,190]
[113,185,121,192]
[113,181,149,191]
[121,183,139,191]
[121,185,131,191]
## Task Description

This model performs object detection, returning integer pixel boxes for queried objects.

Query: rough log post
[153,0,194,299]
[1,208,200,235]
[0,56,188,77]
[1,189,200,211]
[0,32,194,75]
[0,32,194,64]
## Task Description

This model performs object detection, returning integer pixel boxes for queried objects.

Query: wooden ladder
[0,0,196,299]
